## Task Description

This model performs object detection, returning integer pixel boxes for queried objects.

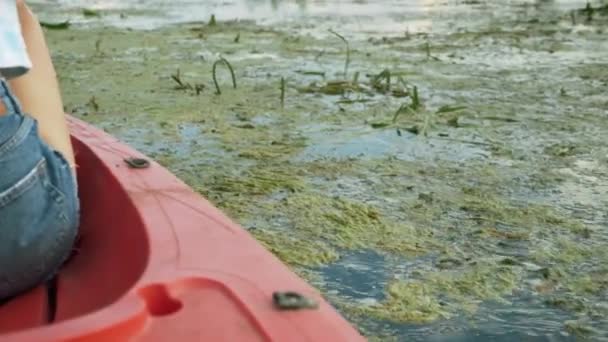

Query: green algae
[252,229,339,267]
[82,8,101,17]
[207,167,304,196]
[362,281,449,323]
[271,193,430,254]
[40,20,71,30]
[357,260,522,323]
[204,178,435,263]
[532,237,604,267]
[457,186,589,236]
[218,128,307,162]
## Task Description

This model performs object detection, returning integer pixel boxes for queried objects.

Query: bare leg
[8,2,75,167]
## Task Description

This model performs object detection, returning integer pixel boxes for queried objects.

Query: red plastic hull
[0,117,364,342]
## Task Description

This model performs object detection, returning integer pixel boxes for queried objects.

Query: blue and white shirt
[0,0,31,79]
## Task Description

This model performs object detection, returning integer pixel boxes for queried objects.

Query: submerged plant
[171,68,190,90]
[82,8,101,17]
[369,85,467,136]
[212,57,237,95]
[280,77,286,108]
[392,85,421,123]
[425,41,440,61]
[372,69,391,92]
[40,21,71,30]
[94,38,102,55]
[170,68,205,95]
[328,29,350,79]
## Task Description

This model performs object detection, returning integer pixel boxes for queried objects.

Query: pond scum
[40,1,608,339]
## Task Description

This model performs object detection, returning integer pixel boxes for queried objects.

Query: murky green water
[31,0,608,340]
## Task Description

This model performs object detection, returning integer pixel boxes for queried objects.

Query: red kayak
[0,116,364,342]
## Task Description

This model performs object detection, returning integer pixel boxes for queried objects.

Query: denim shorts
[0,80,79,301]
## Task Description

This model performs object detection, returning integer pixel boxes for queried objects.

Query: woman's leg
[8,2,76,167]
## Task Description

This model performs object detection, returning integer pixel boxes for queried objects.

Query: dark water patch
[318,249,389,301]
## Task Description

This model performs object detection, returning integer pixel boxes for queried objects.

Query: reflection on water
[33,0,436,32]
[31,0,593,34]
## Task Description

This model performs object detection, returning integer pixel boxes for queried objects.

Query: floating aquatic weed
[377,88,468,136]
[94,38,102,55]
[280,77,286,108]
[86,96,99,112]
[252,229,339,267]
[564,318,599,338]
[458,187,591,240]
[352,71,360,84]
[370,122,391,129]
[40,21,70,30]
[328,29,350,79]
[369,86,420,131]
[82,8,101,17]
[234,33,240,43]
[477,115,518,123]
[570,11,577,25]
[169,69,205,95]
[362,281,448,323]
[391,86,421,123]
[217,127,308,162]
[366,334,399,342]
[391,76,410,98]
[200,159,436,265]
[358,260,522,323]
[480,227,530,240]
[584,2,594,21]
[435,105,467,129]
[194,84,205,95]
[425,41,440,61]
[298,80,366,96]
[295,70,326,77]
[208,167,304,196]
[410,85,420,110]
[577,2,608,21]
[435,105,467,115]
[275,193,430,255]
[170,68,191,90]
[368,69,411,96]
[212,57,237,95]
[337,98,372,105]
[544,142,578,158]
[300,68,411,99]
[371,69,391,93]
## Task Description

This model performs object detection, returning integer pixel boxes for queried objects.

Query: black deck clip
[124,157,150,169]
[273,291,319,310]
